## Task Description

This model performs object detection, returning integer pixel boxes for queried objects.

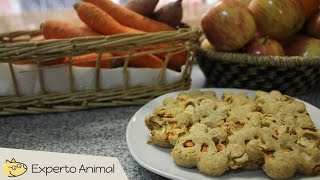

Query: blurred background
[0,0,218,33]
[0,0,125,14]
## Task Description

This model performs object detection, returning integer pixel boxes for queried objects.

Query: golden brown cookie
[145,90,320,179]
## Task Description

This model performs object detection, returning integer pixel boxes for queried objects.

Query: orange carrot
[79,24,99,35]
[165,52,187,71]
[74,2,180,69]
[83,0,175,32]
[157,46,187,71]
[62,53,113,68]
[13,61,33,65]
[113,52,163,68]
[41,58,65,66]
[141,44,187,71]
[74,2,143,35]
[129,54,163,68]
[40,19,99,39]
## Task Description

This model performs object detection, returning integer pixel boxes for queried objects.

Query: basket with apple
[198,0,320,95]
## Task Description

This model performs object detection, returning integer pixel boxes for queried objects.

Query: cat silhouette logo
[3,158,27,177]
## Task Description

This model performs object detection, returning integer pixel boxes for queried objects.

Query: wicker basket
[0,28,201,115]
[197,49,320,96]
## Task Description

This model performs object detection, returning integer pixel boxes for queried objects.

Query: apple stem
[257,37,268,45]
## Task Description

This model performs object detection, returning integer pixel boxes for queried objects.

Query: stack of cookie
[145,90,320,179]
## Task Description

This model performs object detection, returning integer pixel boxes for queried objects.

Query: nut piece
[183,140,195,148]
[201,144,209,152]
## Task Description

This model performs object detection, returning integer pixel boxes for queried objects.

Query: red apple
[245,37,285,56]
[298,0,319,20]
[236,0,252,6]
[306,12,320,39]
[248,0,305,40]
[285,35,320,57]
[201,0,256,51]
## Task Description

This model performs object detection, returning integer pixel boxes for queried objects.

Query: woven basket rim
[0,28,202,63]
[198,48,320,68]
[0,30,41,38]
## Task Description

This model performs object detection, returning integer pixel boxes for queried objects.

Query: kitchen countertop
[0,65,319,180]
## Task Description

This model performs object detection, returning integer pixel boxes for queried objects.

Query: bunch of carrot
[27,0,187,71]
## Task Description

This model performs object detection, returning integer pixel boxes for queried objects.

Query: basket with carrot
[0,0,201,115]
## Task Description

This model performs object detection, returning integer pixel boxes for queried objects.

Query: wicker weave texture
[0,28,201,115]
[197,49,320,96]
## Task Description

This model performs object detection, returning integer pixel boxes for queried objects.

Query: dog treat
[145,90,217,148]
[145,90,320,179]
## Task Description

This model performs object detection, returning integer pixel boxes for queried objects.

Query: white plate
[126,88,320,180]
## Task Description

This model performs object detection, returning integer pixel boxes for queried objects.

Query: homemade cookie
[145,90,217,148]
[145,90,320,179]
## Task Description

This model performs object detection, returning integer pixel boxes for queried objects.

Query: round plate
[126,88,320,180]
